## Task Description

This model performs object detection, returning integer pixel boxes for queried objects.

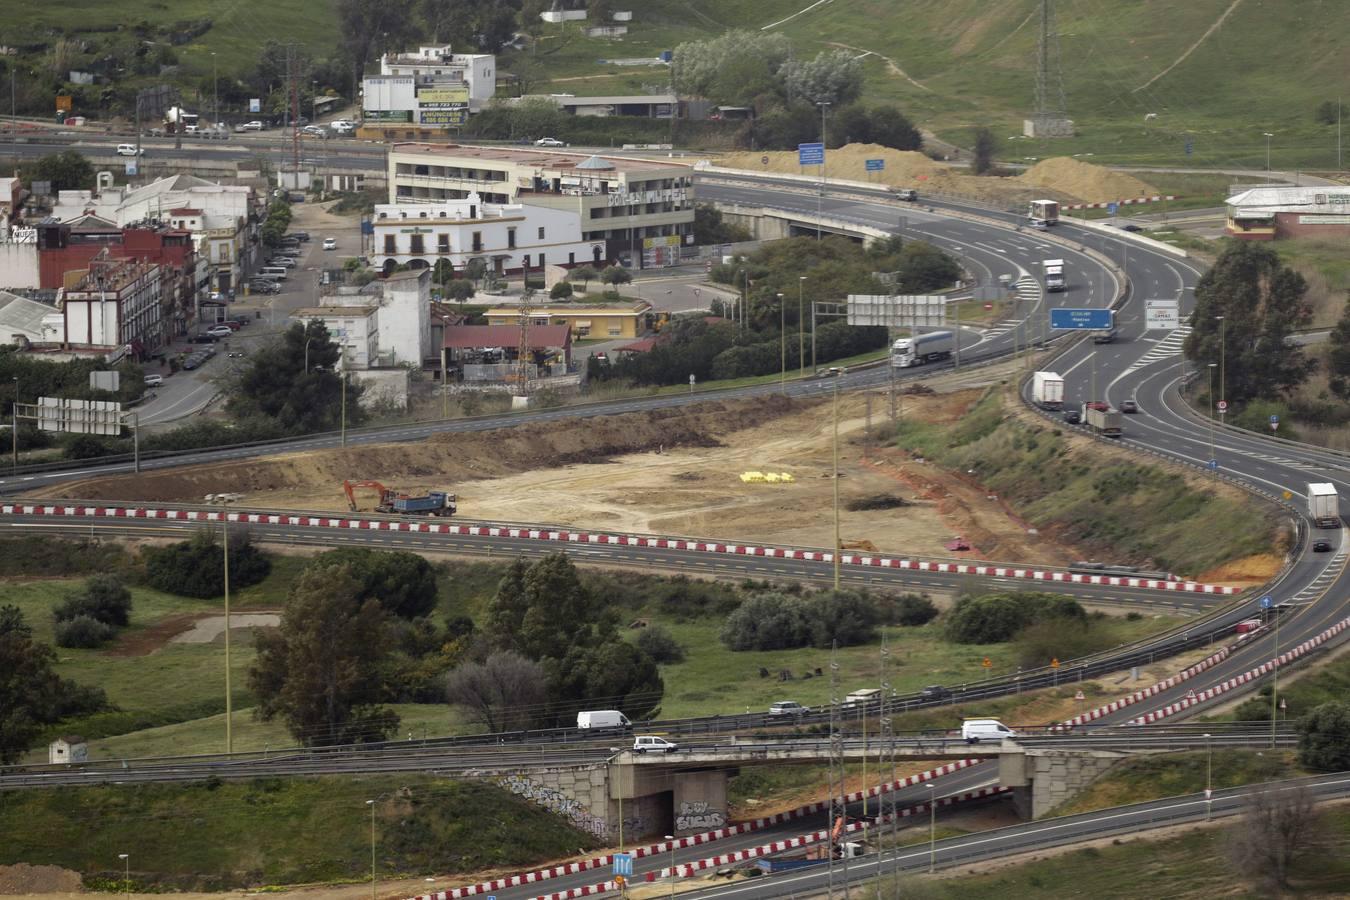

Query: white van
[844,688,883,708]
[961,718,1016,744]
[116,144,142,156]
[259,266,288,280]
[577,710,631,730]
[632,735,677,754]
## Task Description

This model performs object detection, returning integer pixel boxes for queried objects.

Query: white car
[143,374,164,387]
[322,238,337,250]
[632,735,677,754]
[116,144,144,156]
[206,325,235,338]
[331,120,355,134]
[238,121,264,132]
[534,137,565,147]
[768,701,808,716]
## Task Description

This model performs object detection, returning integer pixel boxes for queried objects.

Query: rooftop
[443,323,571,350]
[292,305,380,318]
[484,300,652,316]
[1226,185,1350,211]
[391,143,691,174]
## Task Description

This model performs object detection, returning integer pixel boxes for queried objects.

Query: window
[472,231,482,252]
[383,235,396,253]
[568,252,575,265]
[538,226,545,239]
[410,234,425,255]
[523,254,531,269]
[507,227,516,249]
[438,234,450,253]
[538,252,545,268]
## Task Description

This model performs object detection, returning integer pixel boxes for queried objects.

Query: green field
[0,776,597,891]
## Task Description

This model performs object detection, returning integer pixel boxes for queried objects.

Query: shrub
[307,548,437,619]
[52,574,132,626]
[881,593,939,627]
[1298,701,1350,770]
[808,591,877,647]
[54,614,116,648]
[944,592,1085,644]
[142,530,271,598]
[721,592,811,650]
[635,624,686,663]
[549,282,573,300]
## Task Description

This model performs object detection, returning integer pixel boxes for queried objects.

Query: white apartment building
[363,44,495,131]
[51,174,255,294]
[291,304,380,369]
[312,268,435,367]
[372,194,596,276]
[387,145,695,269]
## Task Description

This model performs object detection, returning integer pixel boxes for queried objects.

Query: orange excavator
[343,480,457,516]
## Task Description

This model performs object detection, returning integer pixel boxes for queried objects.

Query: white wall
[364,76,417,113]
[63,298,120,345]
[379,272,431,365]
[0,244,39,289]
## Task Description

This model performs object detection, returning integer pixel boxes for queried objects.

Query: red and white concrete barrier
[0,504,1240,595]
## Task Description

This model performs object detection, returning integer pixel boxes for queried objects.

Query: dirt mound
[52,395,806,505]
[1017,157,1158,204]
[711,144,1158,206]
[0,864,82,894]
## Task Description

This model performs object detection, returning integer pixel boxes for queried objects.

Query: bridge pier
[999,747,1127,819]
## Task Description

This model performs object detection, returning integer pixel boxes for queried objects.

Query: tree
[547,641,664,721]
[898,241,962,292]
[779,50,863,108]
[1226,786,1321,891]
[0,605,108,764]
[1314,100,1345,125]
[229,320,365,433]
[571,265,598,293]
[600,266,632,296]
[671,30,793,104]
[309,548,438,619]
[635,625,685,663]
[445,651,547,732]
[1297,701,1350,770]
[944,592,1085,644]
[721,593,811,650]
[549,282,573,300]
[1326,296,1350,398]
[338,0,419,89]
[29,150,95,193]
[443,279,476,303]
[142,530,271,598]
[693,205,752,246]
[249,564,399,746]
[53,574,132,627]
[54,615,115,649]
[867,106,923,152]
[971,127,997,175]
[1183,242,1315,404]
[463,257,488,287]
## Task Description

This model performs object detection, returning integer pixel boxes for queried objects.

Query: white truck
[1029,199,1060,226]
[891,330,955,368]
[1032,371,1064,409]
[1307,483,1340,529]
[577,710,631,730]
[1042,258,1066,292]
[1083,404,1123,438]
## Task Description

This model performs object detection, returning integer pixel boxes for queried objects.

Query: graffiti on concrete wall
[676,800,726,831]
[496,773,610,838]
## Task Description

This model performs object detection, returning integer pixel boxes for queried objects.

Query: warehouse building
[1225,186,1350,241]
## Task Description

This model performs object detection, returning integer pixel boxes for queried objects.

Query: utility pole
[816,102,830,239]
[289,44,301,178]
[212,52,219,128]
[826,641,841,900]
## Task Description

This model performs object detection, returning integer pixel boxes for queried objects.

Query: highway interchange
[3,134,1349,892]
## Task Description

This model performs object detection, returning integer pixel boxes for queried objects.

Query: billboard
[55,95,73,112]
[642,235,680,250]
[363,75,416,112]
[418,87,469,108]
[37,398,122,436]
[419,109,467,126]
[365,110,413,122]
[846,295,947,328]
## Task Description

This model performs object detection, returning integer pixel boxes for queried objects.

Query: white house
[372,193,595,277]
[291,304,380,369]
[363,44,496,128]
[308,269,434,368]
[49,735,88,765]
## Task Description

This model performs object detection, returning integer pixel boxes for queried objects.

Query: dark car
[1313,540,1332,552]
[1063,409,1082,424]
[289,232,311,242]
[1120,400,1139,413]
[189,334,217,344]
[1122,224,1144,233]
[920,685,952,701]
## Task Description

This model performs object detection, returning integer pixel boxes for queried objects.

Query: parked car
[230,317,250,327]
[248,280,280,294]
[289,232,311,242]
[302,125,326,138]
[236,121,265,132]
[632,735,677,754]
[1120,400,1139,414]
[189,334,217,344]
[267,258,297,268]
[1063,409,1082,424]
[322,237,337,250]
[768,701,808,717]
[1313,540,1332,552]
[143,374,164,387]
[218,320,243,331]
[534,137,565,147]
[206,325,234,338]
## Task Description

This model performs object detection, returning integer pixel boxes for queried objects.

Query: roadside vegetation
[894,387,1279,576]
[0,775,597,892]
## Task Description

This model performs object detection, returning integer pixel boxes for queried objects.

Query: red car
[1084,400,1109,412]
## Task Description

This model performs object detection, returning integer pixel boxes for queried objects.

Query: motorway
[4,137,1350,891]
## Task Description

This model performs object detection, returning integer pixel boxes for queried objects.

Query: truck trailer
[1082,404,1123,437]
[1307,482,1340,528]
[1032,371,1064,409]
[1042,258,1066,292]
[892,330,955,368]
[1029,199,1060,226]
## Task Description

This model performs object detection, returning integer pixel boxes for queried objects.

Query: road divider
[0,503,1241,595]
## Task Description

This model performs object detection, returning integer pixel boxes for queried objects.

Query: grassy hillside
[534,0,1350,167]
[0,776,598,890]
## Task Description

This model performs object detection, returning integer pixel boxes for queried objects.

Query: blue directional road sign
[1261,595,1273,609]
[865,158,885,172]
[1208,459,1219,471]
[798,142,825,166]
[1107,202,1119,216]
[1270,414,1279,424]
[613,853,633,877]
[1050,308,1114,330]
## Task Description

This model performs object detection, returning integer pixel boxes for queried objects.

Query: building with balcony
[361,44,495,139]
[387,144,695,269]
[372,194,595,276]
[60,252,163,354]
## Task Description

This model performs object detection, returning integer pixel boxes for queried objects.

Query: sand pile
[1017,157,1158,204]
[711,144,1159,206]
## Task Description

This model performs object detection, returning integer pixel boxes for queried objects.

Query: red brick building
[1225,186,1350,241]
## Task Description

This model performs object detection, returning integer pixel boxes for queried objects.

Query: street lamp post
[816,101,830,239]
[118,853,129,895]
[1207,363,1217,467]
[778,292,786,394]
[211,52,218,129]
[207,493,237,753]
[10,375,18,472]
[1215,315,1225,412]
[366,799,377,900]
[665,834,675,899]
[1263,132,1274,171]
[798,276,806,376]
[831,367,842,590]
[1204,732,1213,820]
[926,783,937,874]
